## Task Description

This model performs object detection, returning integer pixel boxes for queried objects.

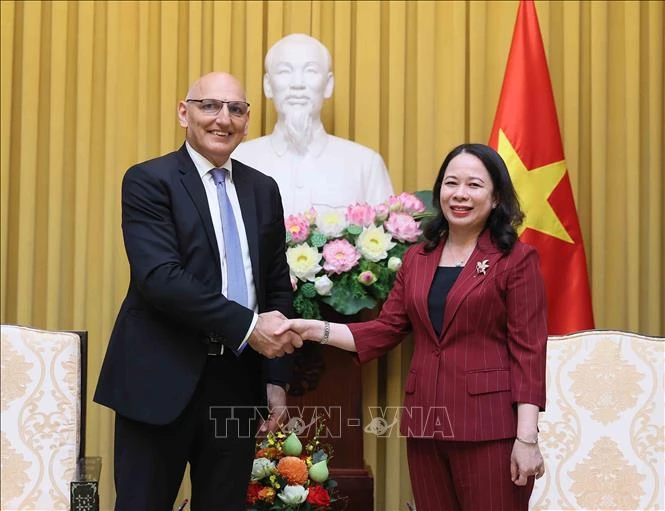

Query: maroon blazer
[349,229,547,441]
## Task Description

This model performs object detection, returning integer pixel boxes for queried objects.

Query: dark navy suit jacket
[94,144,293,425]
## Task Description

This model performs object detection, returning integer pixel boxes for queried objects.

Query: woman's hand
[274,319,357,352]
[510,439,545,486]
[273,318,322,341]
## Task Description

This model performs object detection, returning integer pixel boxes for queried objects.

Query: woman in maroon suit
[277,143,547,510]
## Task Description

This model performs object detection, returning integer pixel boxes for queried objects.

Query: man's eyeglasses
[186,99,250,117]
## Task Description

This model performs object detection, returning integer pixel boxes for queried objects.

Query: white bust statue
[232,33,394,217]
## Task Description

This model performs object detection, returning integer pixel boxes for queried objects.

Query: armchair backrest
[1,325,86,510]
[530,329,664,510]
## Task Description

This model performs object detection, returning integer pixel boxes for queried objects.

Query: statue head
[263,34,334,152]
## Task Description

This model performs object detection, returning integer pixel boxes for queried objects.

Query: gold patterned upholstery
[531,330,664,510]
[1,325,82,510]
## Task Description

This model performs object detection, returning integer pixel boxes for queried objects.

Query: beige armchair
[1,325,100,510]
[531,330,664,510]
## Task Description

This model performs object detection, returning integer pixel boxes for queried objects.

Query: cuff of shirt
[236,312,258,353]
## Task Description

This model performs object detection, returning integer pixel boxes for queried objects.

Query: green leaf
[321,285,377,315]
[294,292,321,320]
[312,450,328,464]
[310,231,328,248]
[301,282,317,298]
[388,242,410,260]
[414,189,435,215]
[346,224,362,236]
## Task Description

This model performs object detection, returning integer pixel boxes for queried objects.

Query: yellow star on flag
[497,129,573,243]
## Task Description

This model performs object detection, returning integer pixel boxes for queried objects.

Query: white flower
[387,256,402,271]
[356,225,396,262]
[250,457,275,480]
[316,210,347,238]
[286,244,322,281]
[278,485,309,505]
[314,275,333,296]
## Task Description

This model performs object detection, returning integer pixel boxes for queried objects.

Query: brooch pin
[476,259,489,275]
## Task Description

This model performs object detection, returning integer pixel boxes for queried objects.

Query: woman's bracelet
[515,435,538,445]
[319,321,330,345]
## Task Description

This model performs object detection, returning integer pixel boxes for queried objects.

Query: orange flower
[246,482,261,505]
[257,487,276,504]
[276,456,309,485]
[256,447,282,460]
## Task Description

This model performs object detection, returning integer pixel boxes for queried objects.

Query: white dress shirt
[186,142,258,346]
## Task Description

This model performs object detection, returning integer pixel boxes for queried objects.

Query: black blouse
[428,266,463,337]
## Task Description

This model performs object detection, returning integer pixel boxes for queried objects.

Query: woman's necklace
[445,243,475,267]
[454,252,472,267]
[455,257,467,267]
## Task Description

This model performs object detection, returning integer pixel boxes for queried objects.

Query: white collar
[185,141,234,181]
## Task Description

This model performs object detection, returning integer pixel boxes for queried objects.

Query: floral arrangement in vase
[247,420,341,510]
[284,192,431,319]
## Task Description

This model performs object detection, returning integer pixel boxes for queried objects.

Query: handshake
[246,310,310,358]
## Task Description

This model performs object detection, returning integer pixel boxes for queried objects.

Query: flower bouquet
[284,192,431,319]
[247,420,341,510]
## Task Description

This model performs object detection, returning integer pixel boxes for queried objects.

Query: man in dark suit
[94,72,302,511]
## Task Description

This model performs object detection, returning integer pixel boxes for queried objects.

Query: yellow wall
[1,1,663,509]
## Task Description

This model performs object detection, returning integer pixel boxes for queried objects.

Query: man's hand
[259,383,288,434]
[247,310,303,358]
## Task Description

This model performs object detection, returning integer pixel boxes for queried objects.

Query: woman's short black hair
[422,143,524,253]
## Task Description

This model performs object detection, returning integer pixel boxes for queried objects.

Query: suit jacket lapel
[231,160,260,294]
[413,243,445,342]
[439,230,503,340]
[177,145,221,269]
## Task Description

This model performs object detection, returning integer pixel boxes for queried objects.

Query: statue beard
[283,108,313,154]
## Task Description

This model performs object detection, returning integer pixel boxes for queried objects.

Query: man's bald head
[186,72,247,102]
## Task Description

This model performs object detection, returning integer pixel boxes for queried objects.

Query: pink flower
[385,195,403,212]
[303,207,318,223]
[384,212,422,242]
[396,192,426,214]
[345,203,376,227]
[374,204,390,222]
[322,239,361,274]
[357,270,377,286]
[285,214,311,244]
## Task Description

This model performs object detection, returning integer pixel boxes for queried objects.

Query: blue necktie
[211,168,249,309]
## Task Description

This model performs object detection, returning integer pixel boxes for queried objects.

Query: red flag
[489,0,594,334]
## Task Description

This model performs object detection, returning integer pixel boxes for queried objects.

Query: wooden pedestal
[288,331,373,511]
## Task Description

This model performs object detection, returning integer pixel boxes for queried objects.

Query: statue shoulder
[231,136,275,168]
[234,136,272,154]
[325,135,388,172]
[326,134,381,157]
